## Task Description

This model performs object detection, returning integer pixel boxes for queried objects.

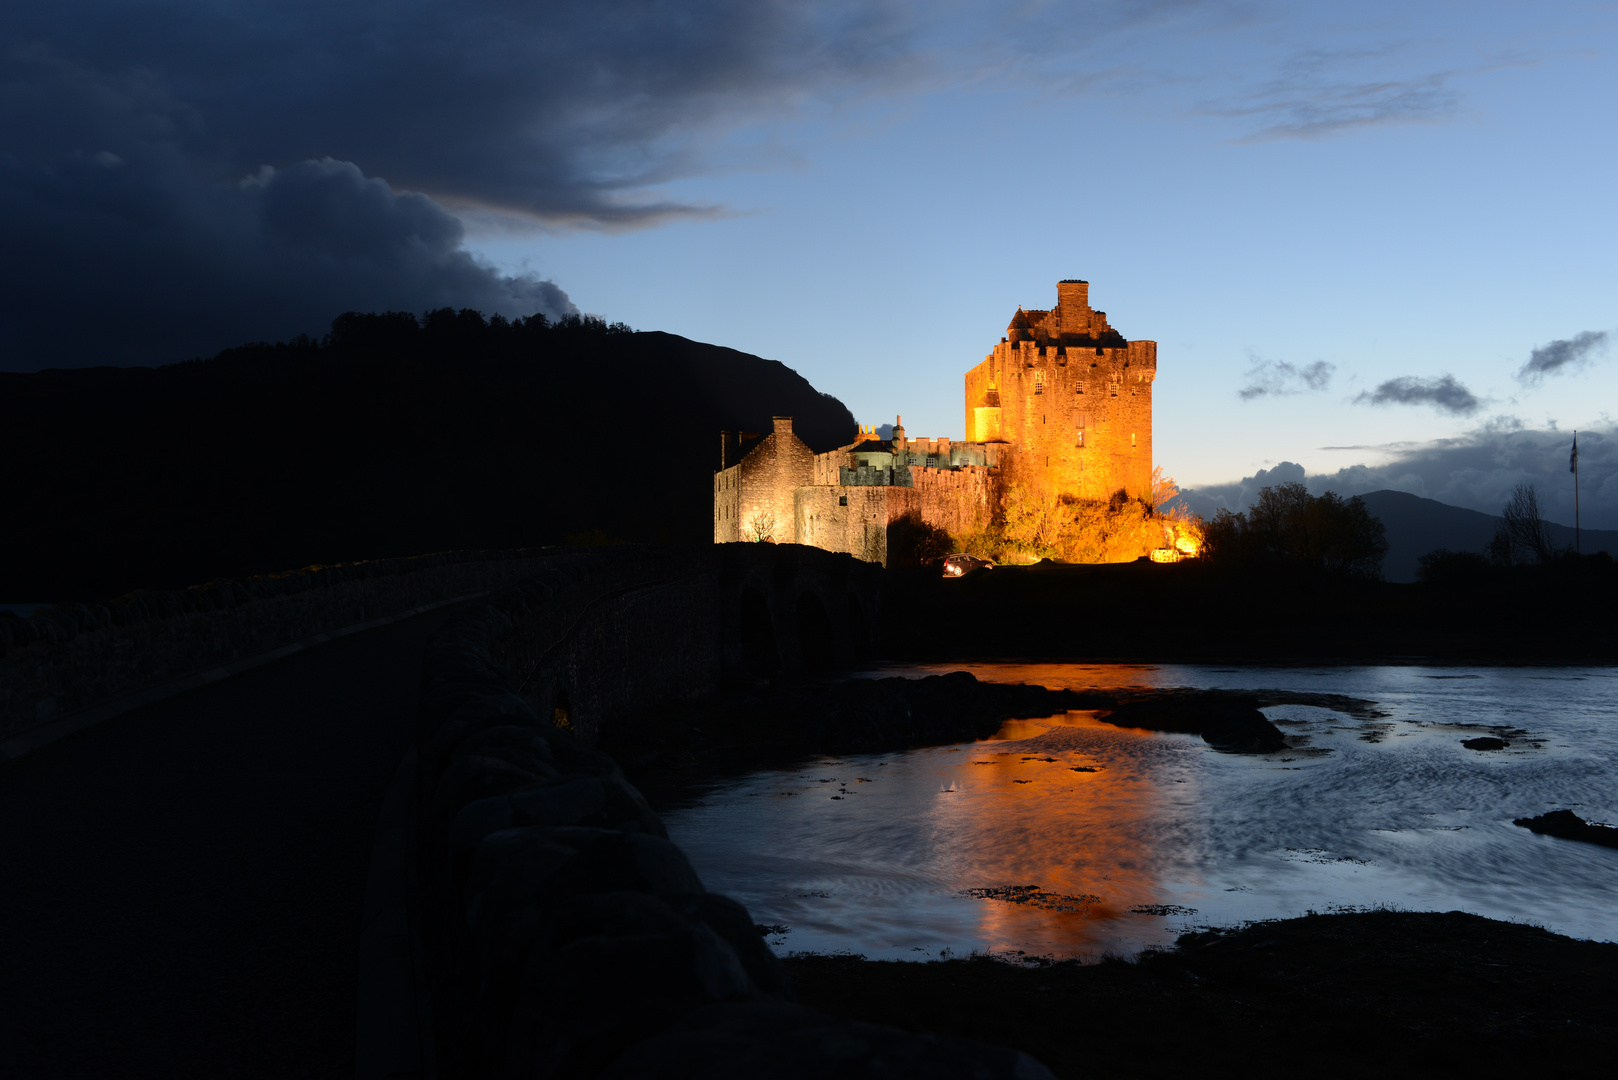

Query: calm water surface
[662,663,1618,960]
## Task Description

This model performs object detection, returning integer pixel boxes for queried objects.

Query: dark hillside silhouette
[0,311,855,600]
[1357,489,1618,581]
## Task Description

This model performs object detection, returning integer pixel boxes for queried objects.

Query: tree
[746,510,778,543]
[1491,483,1557,565]
[1202,483,1387,578]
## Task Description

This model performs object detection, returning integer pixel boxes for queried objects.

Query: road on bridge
[0,609,452,1078]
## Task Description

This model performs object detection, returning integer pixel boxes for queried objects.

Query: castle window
[1131,433,1137,447]
[839,495,848,506]
[1034,372,1044,395]
[1075,381,1084,394]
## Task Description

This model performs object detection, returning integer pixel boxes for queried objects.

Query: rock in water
[1200,709,1288,754]
[1513,809,1618,849]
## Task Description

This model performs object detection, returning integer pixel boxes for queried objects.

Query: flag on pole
[1571,433,1579,474]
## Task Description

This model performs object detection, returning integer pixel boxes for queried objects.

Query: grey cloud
[1196,39,1479,143]
[1181,425,1614,531]
[3,3,931,228]
[1518,330,1609,383]
[1354,374,1481,416]
[1238,356,1334,400]
[1178,461,1306,518]
[1228,73,1457,141]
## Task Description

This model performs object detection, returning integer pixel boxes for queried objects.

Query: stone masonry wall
[964,282,1155,503]
[728,417,813,543]
[0,548,576,750]
[713,467,743,543]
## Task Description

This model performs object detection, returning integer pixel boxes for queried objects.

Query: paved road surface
[0,609,451,1078]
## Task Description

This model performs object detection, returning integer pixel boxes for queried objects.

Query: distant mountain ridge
[1356,490,1618,582]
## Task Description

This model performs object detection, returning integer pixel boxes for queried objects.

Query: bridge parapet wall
[0,548,577,757]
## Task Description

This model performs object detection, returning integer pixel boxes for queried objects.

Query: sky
[3,1,1616,527]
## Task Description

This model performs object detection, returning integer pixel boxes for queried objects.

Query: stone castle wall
[964,283,1155,503]
[713,416,812,543]
[793,464,997,564]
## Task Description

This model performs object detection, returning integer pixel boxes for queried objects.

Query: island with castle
[713,279,1173,565]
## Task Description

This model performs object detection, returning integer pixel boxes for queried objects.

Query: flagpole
[1574,430,1581,556]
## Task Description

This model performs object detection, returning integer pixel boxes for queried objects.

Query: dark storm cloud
[3,2,926,228]
[0,34,588,368]
[1237,356,1334,400]
[1354,374,1480,416]
[1517,330,1609,383]
[0,1,948,368]
[1181,424,1615,531]
[0,146,576,368]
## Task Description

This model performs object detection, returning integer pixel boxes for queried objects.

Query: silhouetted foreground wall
[413,544,1047,1079]
[0,549,575,753]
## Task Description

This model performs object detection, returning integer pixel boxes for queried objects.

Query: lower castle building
[713,279,1156,565]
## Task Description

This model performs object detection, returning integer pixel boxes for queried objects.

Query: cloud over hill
[1182,423,1614,532]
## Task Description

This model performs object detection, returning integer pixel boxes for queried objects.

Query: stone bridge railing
[411,543,1049,1078]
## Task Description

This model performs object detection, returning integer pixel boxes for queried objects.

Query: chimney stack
[772,416,793,436]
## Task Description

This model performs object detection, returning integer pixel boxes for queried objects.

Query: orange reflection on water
[922,709,1188,958]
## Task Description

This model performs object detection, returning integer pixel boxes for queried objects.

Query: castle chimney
[892,414,905,454]
[773,416,793,436]
[1056,279,1090,335]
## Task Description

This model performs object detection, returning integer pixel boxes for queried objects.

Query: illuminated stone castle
[714,279,1156,565]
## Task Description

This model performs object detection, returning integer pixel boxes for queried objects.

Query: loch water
[661,664,1618,960]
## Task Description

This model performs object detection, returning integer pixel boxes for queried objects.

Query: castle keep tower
[964,279,1156,502]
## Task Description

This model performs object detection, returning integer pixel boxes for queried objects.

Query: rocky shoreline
[607,671,1323,803]
[784,910,1618,1077]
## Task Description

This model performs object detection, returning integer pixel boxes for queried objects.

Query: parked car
[942,553,995,577]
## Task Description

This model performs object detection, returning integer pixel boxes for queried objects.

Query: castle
[713,279,1157,565]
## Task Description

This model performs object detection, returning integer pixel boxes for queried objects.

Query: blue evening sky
[467,1,1617,497]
